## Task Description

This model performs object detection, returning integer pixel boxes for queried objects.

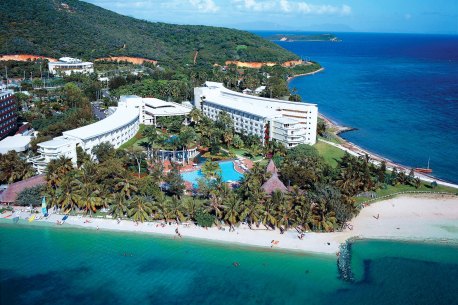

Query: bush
[195,210,215,228]
[16,185,46,206]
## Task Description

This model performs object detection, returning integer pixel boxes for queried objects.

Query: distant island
[267,34,342,42]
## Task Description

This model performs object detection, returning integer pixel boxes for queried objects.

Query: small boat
[415,157,432,173]
[415,168,432,173]
[28,215,36,222]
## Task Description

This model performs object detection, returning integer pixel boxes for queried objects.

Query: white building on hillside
[194,82,317,148]
[48,57,94,76]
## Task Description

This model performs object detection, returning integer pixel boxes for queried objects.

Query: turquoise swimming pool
[181,161,244,186]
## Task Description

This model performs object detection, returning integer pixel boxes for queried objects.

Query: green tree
[195,209,215,228]
[201,160,221,179]
[92,142,116,163]
[109,193,128,219]
[128,196,154,223]
[222,192,242,230]
[63,82,88,108]
[16,185,46,206]
[0,151,35,184]
[164,163,185,198]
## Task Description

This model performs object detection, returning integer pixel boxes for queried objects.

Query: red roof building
[0,175,46,204]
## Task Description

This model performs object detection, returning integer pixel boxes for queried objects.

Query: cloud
[279,0,291,12]
[232,0,351,15]
[232,0,276,12]
[189,0,220,13]
[285,1,352,15]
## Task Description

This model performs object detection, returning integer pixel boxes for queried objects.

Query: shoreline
[287,67,324,82]
[318,112,458,188]
[289,71,457,187]
[2,194,457,255]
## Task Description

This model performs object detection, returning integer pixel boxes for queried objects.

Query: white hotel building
[194,82,317,148]
[48,57,94,76]
[30,96,191,173]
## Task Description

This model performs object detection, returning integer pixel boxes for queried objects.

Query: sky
[82,0,458,34]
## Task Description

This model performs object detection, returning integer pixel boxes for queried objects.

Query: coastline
[2,194,457,255]
[290,71,457,187]
[318,112,458,188]
[287,67,324,82]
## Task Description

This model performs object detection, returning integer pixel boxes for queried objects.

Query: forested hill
[0,0,298,66]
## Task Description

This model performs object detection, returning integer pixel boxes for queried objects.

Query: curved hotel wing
[31,96,192,173]
[31,102,140,173]
[194,82,317,148]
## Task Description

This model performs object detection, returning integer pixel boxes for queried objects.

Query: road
[91,103,106,120]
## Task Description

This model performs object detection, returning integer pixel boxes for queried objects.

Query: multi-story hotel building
[0,90,17,140]
[30,96,191,173]
[119,95,192,126]
[48,57,94,76]
[194,82,317,148]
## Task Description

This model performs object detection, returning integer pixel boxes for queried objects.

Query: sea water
[258,32,458,184]
[1,223,457,305]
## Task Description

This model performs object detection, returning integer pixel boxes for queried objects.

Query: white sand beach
[3,194,457,255]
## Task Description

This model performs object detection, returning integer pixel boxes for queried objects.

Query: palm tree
[47,156,73,177]
[75,181,103,215]
[109,193,128,219]
[223,192,242,230]
[261,192,283,230]
[189,108,202,125]
[128,196,154,223]
[55,176,81,212]
[276,196,296,232]
[115,178,138,199]
[153,192,171,221]
[223,130,234,148]
[167,195,186,223]
[201,160,221,179]
[181,197,203,220]
[205,180,227,221]
[240,199,263,229]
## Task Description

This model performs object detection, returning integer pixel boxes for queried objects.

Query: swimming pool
[181,161,244,186]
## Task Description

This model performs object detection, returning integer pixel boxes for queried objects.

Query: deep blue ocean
[257,32,458,183]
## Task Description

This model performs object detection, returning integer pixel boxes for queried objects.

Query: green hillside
[0,0,298,66]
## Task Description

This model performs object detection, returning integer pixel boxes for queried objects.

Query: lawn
[119,124,146,149]
[314,141,345,167]
[229,148,263,161]
[354,182,458,205]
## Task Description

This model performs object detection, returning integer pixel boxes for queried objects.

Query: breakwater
[337,239,355,282]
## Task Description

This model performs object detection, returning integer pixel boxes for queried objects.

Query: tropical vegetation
[0,0,298,66]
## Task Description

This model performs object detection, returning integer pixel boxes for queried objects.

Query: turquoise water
[256,32,458,183]
[181,161,244,186]
[1,223,457,305]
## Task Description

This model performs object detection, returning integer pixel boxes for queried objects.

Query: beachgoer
[96,226,99,230]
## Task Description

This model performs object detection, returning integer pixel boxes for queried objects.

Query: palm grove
[6,105,423,234]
